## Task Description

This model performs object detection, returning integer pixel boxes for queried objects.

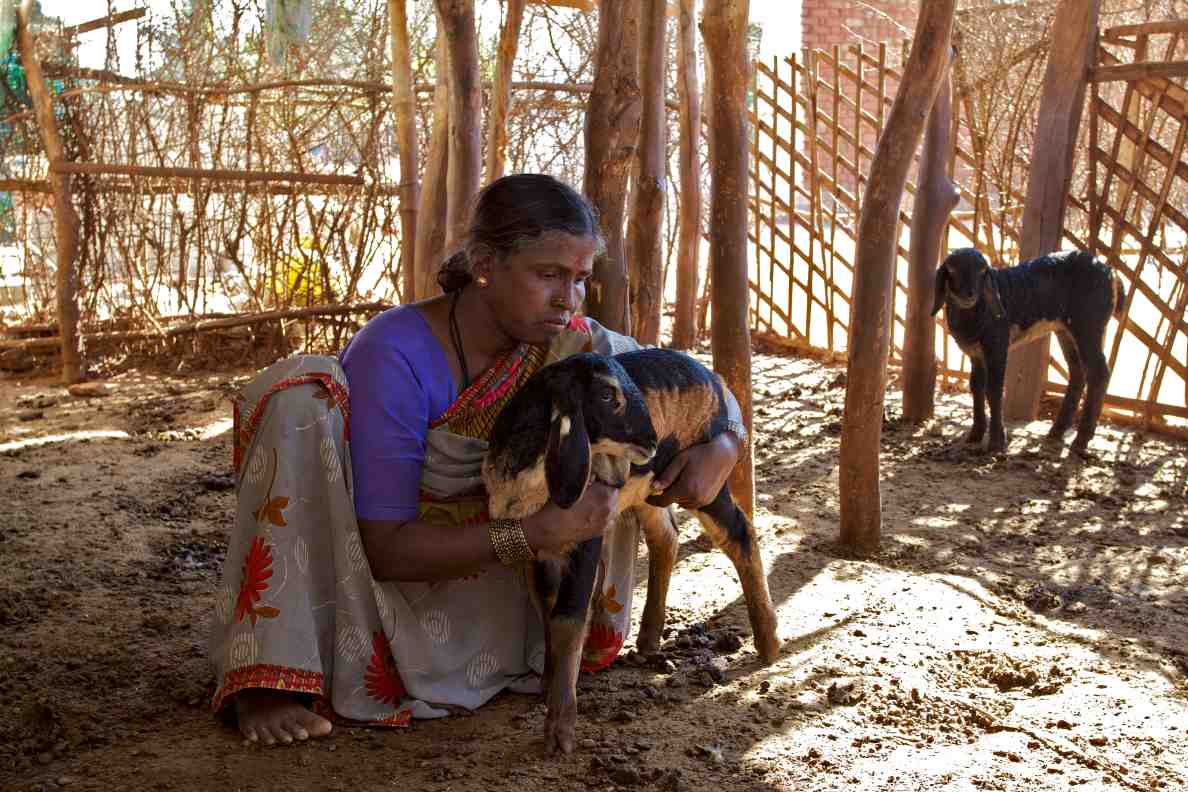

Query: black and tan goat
[482,349,779,754]
[932,248,1123,454]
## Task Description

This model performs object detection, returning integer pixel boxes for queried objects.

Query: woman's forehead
[513,233,598,268]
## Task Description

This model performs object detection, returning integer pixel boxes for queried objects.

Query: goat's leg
[1049,332,1084,441]
[635,505,679,654]
[694,488,780,663]
[986,348,1008,453]
[527,558,562,698]
[966,357,988,446]
[542,537,602,755]
[1072,343,1110,455]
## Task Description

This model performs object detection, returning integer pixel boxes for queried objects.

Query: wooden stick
[436,0,483,253]
[18,1,82,385]
[1003,0,1100,422]
[486,0,526,183]
[49,161,363,186]
[0,303,392,351]
[703,0,755,522]
[671,0,701,349]
[414,30,451,300]
[582,0,640,334]
[62,8,146,37]
[1103,20,1188,41]
[903,56,959,424]
[627,0,668,346]
[839,1,954,557]
[388,0,420,304]
[1092,60,1188,83]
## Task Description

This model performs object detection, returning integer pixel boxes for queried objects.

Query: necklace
[448,290,470,391]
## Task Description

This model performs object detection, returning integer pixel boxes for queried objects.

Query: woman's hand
[645,433,742,510]
[523,482,620,554]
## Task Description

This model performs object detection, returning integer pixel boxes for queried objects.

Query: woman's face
[476,232,598,345]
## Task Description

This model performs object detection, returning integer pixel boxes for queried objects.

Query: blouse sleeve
[341,335,430,523]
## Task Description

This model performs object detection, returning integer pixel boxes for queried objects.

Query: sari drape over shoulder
[210,317,644,725]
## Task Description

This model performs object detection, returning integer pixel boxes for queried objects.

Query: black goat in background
[932,248,1123,455]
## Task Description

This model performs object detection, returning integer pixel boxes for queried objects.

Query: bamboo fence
[748,21,1188,431]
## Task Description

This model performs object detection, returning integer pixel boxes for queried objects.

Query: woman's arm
[359,482,621,582]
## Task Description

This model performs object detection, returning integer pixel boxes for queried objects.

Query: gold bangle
[488,518,535,565]
[723,419,750,456]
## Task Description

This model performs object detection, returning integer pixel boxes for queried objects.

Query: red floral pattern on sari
[581,622,625,673]
[365,631,408,705]
[235,536,277,625]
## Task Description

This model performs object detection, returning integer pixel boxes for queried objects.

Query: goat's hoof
[964,432,985,446]
[636,631,661,655]
[1070,442,1094,460]
[755,631,781,665]
[544,717,577,755]
[1046,425,1070,441]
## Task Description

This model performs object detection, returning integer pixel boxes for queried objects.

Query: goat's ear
[931,265,948,316]
[545,400,591,509]
[983,273,1005,319]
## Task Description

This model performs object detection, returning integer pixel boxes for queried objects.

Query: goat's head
[933,248,1005,319]
[486,353,657,510]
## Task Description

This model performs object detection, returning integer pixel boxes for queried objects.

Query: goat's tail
[1111,269,1126,320]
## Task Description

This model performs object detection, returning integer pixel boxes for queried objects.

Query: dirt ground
[2,347,1187,792]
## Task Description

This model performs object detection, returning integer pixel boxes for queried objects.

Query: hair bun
[437,250,472,293]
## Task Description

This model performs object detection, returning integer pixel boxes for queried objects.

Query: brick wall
[800,0,917,53]
[789,1,922,196]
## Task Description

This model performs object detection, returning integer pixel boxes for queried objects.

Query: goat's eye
[599,387,615,403]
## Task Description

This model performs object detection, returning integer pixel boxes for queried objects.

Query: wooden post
[1003,0,1101,421]
[701,0,754,521]
[627,0,668,346]
[388,0,420,302]
[671,0,702,350]
[435,0,482,250]
[486,0,526,183]
[414,31,451,299]
[18,0,82,384]
[583,0,641,334]
[839,1,955,556]
[902,63,959,423]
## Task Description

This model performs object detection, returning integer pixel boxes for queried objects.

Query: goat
[483,349,779,754]
[932,248,1123,455]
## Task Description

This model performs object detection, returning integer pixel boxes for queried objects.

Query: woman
[210,174,746,745]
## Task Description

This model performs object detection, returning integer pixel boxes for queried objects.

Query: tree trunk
[671,0,702,350]
[18,0,82,384]
[839,1,955,556]
[435,0,482,250]
[414,30,451,299]
[902,65,959,423]
[1003,0,1101,421]
[701,0,754,521]
[626,0,668,346]
[583,0,641,334]
[486,0,526,183]
[388,0,420,302]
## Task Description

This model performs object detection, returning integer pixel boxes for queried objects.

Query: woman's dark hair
[437,174,604,293]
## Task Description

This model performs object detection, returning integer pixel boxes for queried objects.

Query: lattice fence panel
[749,25,1188,430]
[1071,25,1188,427]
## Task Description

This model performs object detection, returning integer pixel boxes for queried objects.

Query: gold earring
[475,275,489,287]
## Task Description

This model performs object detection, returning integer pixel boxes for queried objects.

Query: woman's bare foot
[235,690,333,745]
